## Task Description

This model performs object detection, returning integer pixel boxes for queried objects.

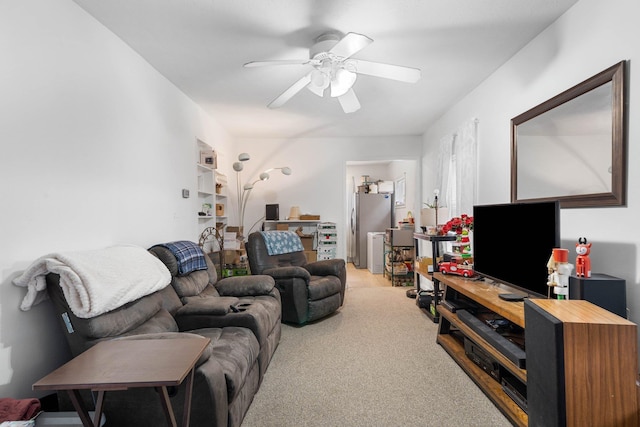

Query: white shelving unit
[215,172,228,230]
[197,140,219,249]
[317,222,337,260]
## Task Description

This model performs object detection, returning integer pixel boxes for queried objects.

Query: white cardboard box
[377,181,394,193]
[224,239,241,250]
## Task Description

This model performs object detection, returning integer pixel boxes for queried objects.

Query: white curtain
[436,133,454,212]
[436,118,478,218]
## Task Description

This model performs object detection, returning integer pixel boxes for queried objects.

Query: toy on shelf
[575,237,592,278]
[438,258,474,278]
[547,248,573,299]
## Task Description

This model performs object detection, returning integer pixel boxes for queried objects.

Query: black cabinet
[568,273,626,317]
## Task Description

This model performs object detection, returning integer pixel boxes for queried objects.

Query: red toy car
[438,260,474,277]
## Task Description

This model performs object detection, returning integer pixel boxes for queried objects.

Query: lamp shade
[308,69,329,97]
[331,68,357,97]
[289,206,301,220]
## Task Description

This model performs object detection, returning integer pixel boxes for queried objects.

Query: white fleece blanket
[13,245,171,319]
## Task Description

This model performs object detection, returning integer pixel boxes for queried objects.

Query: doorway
[345,159,419,271]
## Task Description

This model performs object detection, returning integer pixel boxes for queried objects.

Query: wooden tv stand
[434,273,639,427]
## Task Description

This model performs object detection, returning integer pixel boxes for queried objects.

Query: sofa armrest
[176,297,240,316]
[215,275,276,297]
[303,259,345,277]
[263,266,311,282]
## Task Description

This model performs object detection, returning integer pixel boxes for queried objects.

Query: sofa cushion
[79,293,167,338]
[149,245,220,299]
[171,269,214,298]
[46,272,178,340]
[215,275,275,297]
[308,276,342,302]
[192,327,260,402]
[246,232,307,275]
[156,285,184,316]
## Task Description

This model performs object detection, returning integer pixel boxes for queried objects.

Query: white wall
[422,0,640,325]
[235,137,423,260]
[387,160,419,224]
[0,0,235,399]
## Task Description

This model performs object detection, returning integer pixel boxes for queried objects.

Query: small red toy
[575,237,592,278]
[438,259,474,278]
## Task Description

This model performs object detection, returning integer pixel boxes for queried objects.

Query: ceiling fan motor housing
[309,32,341,60]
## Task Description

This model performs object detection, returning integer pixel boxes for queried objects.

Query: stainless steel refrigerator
[351,192,392,269]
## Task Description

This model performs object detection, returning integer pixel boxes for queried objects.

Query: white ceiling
[73,0,579,139]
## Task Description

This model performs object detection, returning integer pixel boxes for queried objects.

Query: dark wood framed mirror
[511,61,627,208]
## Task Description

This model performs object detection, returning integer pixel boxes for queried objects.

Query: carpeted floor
[241,264,513,427]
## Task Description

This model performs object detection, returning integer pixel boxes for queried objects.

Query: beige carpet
[241,265,513,427]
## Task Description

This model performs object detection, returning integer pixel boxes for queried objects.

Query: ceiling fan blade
[244,59,313,68]
[268,72,313,109]
[349,59,421,83]
[329,32,373,59]
[337,88,361,113]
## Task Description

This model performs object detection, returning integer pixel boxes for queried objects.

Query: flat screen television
[472,201,560,298]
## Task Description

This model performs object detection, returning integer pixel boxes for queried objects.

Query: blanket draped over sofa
[13,245,170,318]
[259,230,304,255]
[155,240,207,276]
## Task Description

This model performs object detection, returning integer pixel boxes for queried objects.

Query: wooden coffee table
[33,337,210,427]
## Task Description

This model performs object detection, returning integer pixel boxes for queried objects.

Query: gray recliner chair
[246,231,346,325]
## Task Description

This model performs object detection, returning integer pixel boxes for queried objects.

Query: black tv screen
[472,201,560,298]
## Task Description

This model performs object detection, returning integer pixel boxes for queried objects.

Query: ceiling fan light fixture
[308,69,329,97]
[331,68,357,98]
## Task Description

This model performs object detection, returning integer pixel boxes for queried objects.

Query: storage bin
[36,412,106,426]
[317,245,337,254]
[317,222,336,231]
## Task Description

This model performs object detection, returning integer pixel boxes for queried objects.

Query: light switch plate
[182,189,190,198]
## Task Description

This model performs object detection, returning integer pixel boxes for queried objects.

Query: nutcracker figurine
[547,248,573,299]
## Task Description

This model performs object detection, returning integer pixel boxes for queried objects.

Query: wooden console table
[435,273,639,426]
[33,338,210,427]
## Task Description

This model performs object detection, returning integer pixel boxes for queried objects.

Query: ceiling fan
[244,32,421,113]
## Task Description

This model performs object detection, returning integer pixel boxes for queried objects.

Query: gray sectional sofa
[45,242,281,427]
